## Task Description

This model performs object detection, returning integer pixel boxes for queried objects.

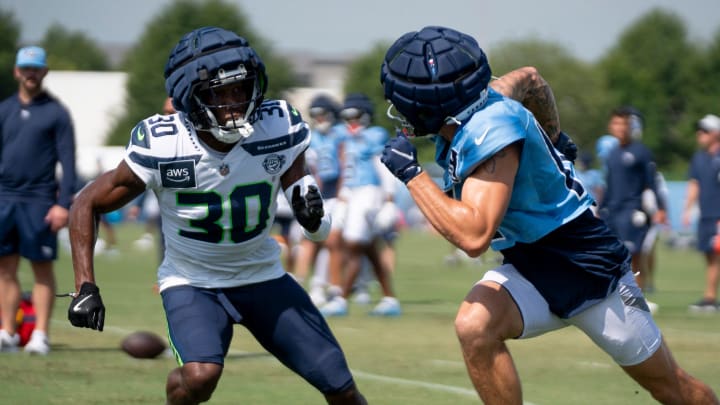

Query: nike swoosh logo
[474,128,490,145]
[73,295,93,312]
[137,128,145,141]
[391,149,415,161]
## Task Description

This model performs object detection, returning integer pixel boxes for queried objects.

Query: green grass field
[1,224,719,404]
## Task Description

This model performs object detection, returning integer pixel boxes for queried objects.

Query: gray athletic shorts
[481,266,662,366]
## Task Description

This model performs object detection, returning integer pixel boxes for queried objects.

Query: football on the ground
[120,331,167,359]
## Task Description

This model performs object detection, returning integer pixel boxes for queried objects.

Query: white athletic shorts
[481,266,662,366]
[342,185,383,244]
[326,198,347,231]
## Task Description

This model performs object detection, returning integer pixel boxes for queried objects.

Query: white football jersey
[124,100,310,291]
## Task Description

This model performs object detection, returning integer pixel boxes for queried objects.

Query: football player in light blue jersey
[320,93,401,317]
[292,94,346,305]
[380,26,718,405]
[65,27,366,405]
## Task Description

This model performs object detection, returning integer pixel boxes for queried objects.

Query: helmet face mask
[309,108,334,133]
[309,94,340,134]
[194,66,262,143]
[164,27,268,144]
[340,93,373,133]
[385,103,432,137]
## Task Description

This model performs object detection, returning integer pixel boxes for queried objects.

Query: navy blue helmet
[309,94,340,119]
[381,26,492,136]
[340,93,374,128]
[164,27,268,143]
[309,94,340,133]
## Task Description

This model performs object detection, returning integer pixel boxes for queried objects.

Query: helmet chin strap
[212,122,254,143]
[195,95,256,144]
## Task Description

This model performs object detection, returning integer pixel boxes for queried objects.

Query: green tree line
[1,3,719,176]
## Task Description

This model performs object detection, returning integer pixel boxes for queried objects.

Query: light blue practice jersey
[339,125,388,188]
[309,124,345,183]
[435,89,594,251]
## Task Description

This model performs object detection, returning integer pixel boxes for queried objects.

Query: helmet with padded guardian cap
[380,26,491,136]
[164,26,268,143]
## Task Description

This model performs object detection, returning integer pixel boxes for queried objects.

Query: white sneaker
[0,329,20,352]
[309,287,327,307]
[352,290,372,306]
[133,233,155,251]
[24,330,50,355]
[369,296,402,317]
[320,296,348,317]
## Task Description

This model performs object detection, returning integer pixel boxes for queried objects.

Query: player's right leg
[455,264,564,405]
[166,362,223,405]
[0,202,22,351]
[0,254,21,352]
[161,286,230,404]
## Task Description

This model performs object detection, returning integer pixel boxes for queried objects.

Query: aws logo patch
[160,160,196,188]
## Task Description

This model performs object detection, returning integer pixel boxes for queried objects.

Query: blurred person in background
[683,114,720,312]
[320,93,401,317]
[598,106,667,310]
[380,25,717,404]
[65,27,365,404]
[0,46,77,355]
[575,151,605,210]
[291,93,346,306]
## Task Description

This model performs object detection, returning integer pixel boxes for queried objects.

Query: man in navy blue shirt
[683,114,720,312]
[0,46,77,355]
[599,107,667,308]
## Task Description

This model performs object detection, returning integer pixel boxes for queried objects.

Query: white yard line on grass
[351,369,477,397]
[53,320,539,404]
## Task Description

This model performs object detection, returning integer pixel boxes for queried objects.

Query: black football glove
[68,282,105,332]
[554,131,578,163]
[381,133,422,184]
[291,185,324,232]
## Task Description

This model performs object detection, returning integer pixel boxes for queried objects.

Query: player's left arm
[406,143,519,257]
[281,152,331,241]
[490,66,560,143]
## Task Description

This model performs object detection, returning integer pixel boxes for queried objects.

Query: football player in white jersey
[64,27,366,405]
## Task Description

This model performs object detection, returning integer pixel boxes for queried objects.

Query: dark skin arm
[280,151,310,190]
[489,66,560,143]
[69,160,146,291]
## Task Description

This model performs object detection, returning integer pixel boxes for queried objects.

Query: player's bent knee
[324,385,367,405]
[454,309,498,352]
[181,363,223,402]
[455,285,520,347]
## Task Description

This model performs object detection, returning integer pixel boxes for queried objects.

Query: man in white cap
[683,114,720,312]
[0,46,77,355]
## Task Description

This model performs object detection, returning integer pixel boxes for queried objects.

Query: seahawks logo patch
[262,154,286,175]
